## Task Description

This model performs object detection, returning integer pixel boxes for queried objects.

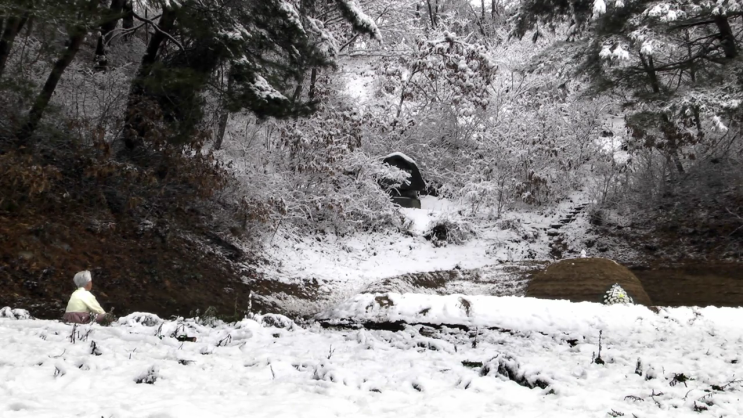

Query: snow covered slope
[251,191,611,315]
[2,297,741,418]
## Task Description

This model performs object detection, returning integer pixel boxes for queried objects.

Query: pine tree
[511,0,742,172]
[15,0,105,143]
[122,0,381,150]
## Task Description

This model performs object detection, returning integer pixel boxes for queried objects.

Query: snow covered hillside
[250,192,631,316]
[2,297,741,418]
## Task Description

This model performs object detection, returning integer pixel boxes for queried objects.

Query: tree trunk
[426,0,436,28]
[214,69,232,151]
[480,0,485,20]
[122,0,134,40]
[16,29,87,143]
[714,15,737,59]
[123,7,178,150]
[639,53,660,94]
[660,114,685,175]
[95,0,126,70]
[0,12,29,78]
[672,152,684,174]
[693,107,702,138]
[684,30,696,83]
[102,0,125,35]
[308,67,318,101]
[214,111,229,151]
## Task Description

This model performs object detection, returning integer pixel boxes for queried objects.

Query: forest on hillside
[1,0,742,316]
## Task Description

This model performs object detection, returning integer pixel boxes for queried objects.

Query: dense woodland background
[0,0,741,317]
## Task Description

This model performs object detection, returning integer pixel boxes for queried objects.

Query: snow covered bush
[363,26,606,215]
[603,284,634,305]
[480,353,552,390]
[422,215,477,246]
[218,72,410,237]
[135,366,159,385]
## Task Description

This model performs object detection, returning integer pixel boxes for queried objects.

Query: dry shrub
[0,152,62,213]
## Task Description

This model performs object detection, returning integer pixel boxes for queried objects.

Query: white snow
[593,0,607,16]
[383,151,417,166]
[249,75,287,101]
[253,189,616,317]
[597,135,631,165]
[647,4,683,22]
[344,73,374,103]
[599,45,613,60]
[612,45,630,61]
[338,0,382,40]
[712,115,728,132]
[1,301,741,417]
[640,40,654,56]
[278,0,305,33]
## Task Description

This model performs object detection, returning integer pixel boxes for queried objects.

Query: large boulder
[382,152,426,209]
[525,258,652,306]
[382,152,426,192]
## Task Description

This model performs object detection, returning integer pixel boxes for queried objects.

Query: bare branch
[132,11,184,51]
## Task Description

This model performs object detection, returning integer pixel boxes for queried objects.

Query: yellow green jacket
[65,288,105,314]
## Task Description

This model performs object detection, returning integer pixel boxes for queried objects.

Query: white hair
[73,271,92,288]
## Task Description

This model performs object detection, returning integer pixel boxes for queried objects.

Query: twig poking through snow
[69,324,77,344]
[48,349,66,359]
[327,345,335,360]
[593,331,605,365]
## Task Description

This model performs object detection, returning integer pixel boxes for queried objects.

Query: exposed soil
[0,212,257,320]
[526,258,653,306]
[633,263,743,308]
[362,263,546,297]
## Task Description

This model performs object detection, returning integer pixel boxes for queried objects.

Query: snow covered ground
[251,192,620,315]
[258,192,605,283]
[2,297,741,418]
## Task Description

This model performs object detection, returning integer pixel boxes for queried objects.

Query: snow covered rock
[118,312,163,327]
[481,354,552,390]
[0,307,32,320]
[259,313,294,329]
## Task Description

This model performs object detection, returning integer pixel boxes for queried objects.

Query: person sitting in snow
[63,270,110,324]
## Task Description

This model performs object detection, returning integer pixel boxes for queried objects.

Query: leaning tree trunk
[15,28,88,143]
[0,12,29,78]
[123,7,177,150]
[214,110,229,151]
[95,0,126,71]
[15,0,100,144]
[214,69,233,151]
[714,15,738,59]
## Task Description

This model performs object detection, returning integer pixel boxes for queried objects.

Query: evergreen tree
[123,0,381,150]
[14,0,105,143]
[512,0,742,172]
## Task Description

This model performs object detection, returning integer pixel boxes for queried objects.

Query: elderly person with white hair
[63,271,109,324]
